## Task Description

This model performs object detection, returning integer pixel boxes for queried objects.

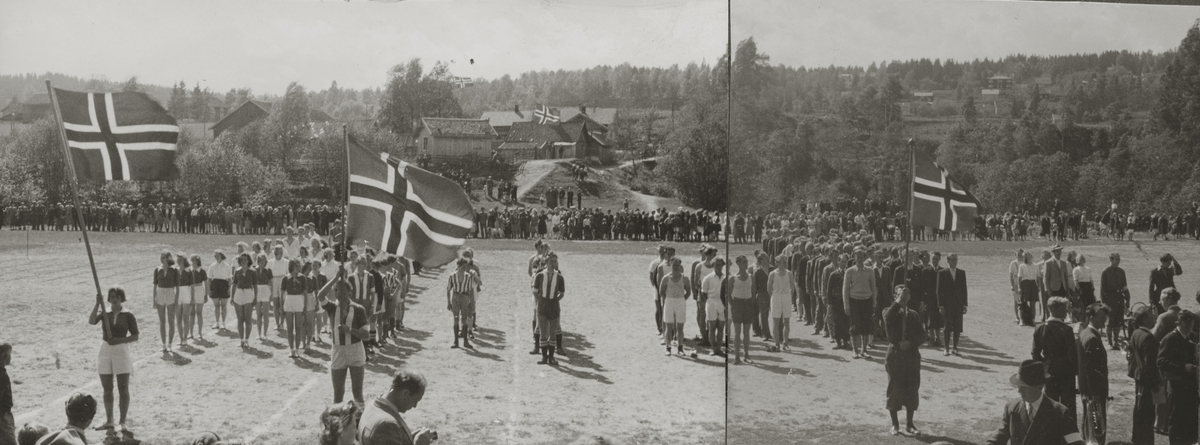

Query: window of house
[423,137,428,151]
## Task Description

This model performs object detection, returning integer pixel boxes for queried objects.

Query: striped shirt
[448,272,476,294]
[322,300,367,346]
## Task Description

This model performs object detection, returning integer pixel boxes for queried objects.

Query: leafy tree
[962,95,979,124]
[121,76,142,93]
[1154,25,1200,144]
[378,59,463,135]
[265,82,313,173]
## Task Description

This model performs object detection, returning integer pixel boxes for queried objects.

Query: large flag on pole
[533,104,559,124]
[346,135,473,266]
[51,88,180,181]
[911,150,981,232]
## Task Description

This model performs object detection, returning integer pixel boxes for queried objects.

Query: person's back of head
[17,422,50,445]
[64,393,96,429]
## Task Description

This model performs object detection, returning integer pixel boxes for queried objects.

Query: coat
[936,267,968,309]
[1076,326,1108,398]
[985,397,1084,445]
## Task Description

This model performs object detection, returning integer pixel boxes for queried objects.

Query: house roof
[211,100,334,135]
[419,118,496,139]
[497,141,545,151]
[507,121,572,144]
[482,106,618,128]
[480,110,532,127]
[556,107,617,127]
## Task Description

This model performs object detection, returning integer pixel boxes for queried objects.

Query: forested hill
[755,50,1176,122]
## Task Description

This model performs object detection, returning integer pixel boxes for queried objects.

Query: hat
[1010,359,1049,387]
[1050,244,1063,251]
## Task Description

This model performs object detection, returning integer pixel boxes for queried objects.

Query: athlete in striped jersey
[447,258,478,349]
[461,248,483,337]
[348,253,376,358]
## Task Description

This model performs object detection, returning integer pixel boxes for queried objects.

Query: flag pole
[341,124,349,277]
[46,80,110,332]
[904,138,915,287]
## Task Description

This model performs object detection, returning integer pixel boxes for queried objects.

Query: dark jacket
[1128,327,1160,386]
[1156,329,1197,383]
[1032,319,1078,378]
[986,397,1084,445]
[1148,263,1182,304]
[1076,326,1107,398]
[936,267,968,309]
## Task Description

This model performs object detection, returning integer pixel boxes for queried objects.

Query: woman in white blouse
[1073,255,1096,310]
[1016,252,1039,326]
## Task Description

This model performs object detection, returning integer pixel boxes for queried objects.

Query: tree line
[730,25,1200,216]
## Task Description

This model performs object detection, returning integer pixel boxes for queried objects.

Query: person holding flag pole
[45,80,181,434]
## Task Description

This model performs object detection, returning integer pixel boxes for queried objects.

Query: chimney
[579,104,587,114]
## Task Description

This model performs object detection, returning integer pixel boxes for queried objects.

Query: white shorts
[256,285,272,304]
[188,285,204,305]
[97,342,134,375]
[284,294,306,313]
[705,299,726,322]
[233,287,256,306]
[331,343,366,370]
[662,298,688,324]
[769,295,792,319]
[153,287,177,306]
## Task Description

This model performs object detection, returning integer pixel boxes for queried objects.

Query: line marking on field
[15,351,160,424]
[241,376,320,444]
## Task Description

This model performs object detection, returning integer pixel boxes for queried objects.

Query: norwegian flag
[533,104,559,124]
[52,88,180,181]
[910,150,981,232]
[346,135,474,266]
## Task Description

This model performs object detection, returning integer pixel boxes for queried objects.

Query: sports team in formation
[730,201,1200,244]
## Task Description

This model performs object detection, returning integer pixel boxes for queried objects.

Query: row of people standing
[0,202,342,236]
[472,207,723,242]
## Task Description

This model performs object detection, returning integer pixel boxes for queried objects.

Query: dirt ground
[2,231,723,444]
[726,237,1200,445]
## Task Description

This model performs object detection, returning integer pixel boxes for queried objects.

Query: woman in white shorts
[175,253,192,348]
[254,253,273,342]
[281,259,307,358]
[701,258,727,357]
[658,259,691,356]
[728,255,756,364]
[230,253,258,348]
[89,287,138,432]
[188,255,208,342]
[151,251,180,354]
[268,245,289,332]
[767,254,796,352]
[309,260,327,346]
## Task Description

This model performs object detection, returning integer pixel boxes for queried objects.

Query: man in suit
[1010,249,1026,325]
[1148,254,1182,314]
[1150,288,1182,434]
[1156,310,1198,445]
[358,370,437,445]
[921,252,943,348]
[1032,297,1079,424]
[986,359,1084,445]
[1128,305,1160,445]
[937,253,968,356]
[1076,303,1109,445]
[1042,245,1074,305]
[1100,253,1129,350]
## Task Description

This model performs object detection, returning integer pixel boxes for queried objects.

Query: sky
[734,0,1200,69]
[0,0,727,94]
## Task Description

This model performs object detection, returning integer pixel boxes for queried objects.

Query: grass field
[726,238,1200,445]
[2,230,723,444]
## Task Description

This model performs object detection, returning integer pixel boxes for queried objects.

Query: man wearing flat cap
[986,359,1084,445]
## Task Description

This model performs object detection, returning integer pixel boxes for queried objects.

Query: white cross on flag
[52,88,180,181]
[346,135,474,267]
[533,104,559,125]
[910,151,981,232]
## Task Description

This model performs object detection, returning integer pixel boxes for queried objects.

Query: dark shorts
[848,298,873,335]
[210,279,230,299]
[731,298,757,324]
[943,307,964,333]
